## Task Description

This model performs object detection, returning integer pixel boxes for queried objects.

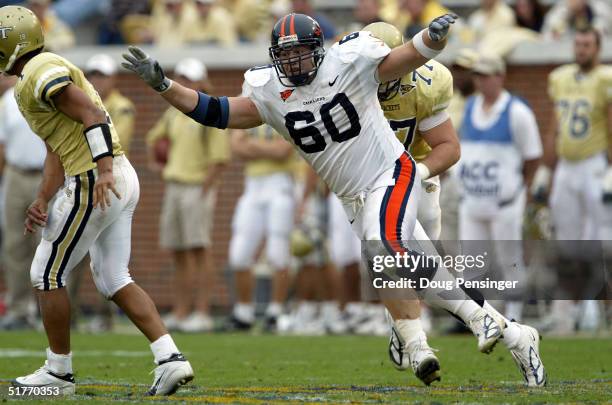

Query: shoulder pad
[331,31,386,63]
[244,65,274,88]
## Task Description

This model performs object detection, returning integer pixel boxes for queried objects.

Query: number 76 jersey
[548,64,612,161]
[242,31,406,199]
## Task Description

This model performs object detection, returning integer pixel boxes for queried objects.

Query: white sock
[321,301,340,319]
[46,348,72,375]
[394,318,424,344]
[233,303,255,323]
[483,301,512,324]
[265,302,283,318]
[296,301,317,321]
[344,302,364,315]
[440,299,482,324]
[150,334,179,364]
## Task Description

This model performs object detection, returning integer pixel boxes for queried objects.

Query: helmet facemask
[269,39,325,87]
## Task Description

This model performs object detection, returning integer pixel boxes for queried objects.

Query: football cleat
[467,308,505,354]
[147,353,194,396]
[508,323,546,387]
[389,328,441,386]
[13,361,75,395]
[223,315,253,332]
[263,315,278,333]
[389,326,409,370]
[179,312,214,333]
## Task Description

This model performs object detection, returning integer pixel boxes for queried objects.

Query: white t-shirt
[468,91,542,161]
[242,31,405,199]
[0,88,46,170]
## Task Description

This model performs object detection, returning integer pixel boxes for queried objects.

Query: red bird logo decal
[280,89,294,102]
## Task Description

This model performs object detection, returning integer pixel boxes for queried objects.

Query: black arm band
[84,123,114,162]
[185,92,230,129]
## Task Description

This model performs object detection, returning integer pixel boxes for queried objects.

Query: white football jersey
[242,31,406,198]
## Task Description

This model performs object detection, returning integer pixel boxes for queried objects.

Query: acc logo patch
[280,89,294,102]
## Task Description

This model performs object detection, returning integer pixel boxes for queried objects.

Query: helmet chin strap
[5,43,24,73]
[289,72,312,86]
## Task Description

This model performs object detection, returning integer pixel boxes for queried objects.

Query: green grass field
[0,331,610,404]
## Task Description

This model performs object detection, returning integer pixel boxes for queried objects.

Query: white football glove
[530,165,551,203]
[121,46,172,93]
[602,165,612,203]
[427,14,458,42]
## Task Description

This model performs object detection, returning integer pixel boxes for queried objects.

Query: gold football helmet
[0,6,44,73]
[363,22,404,101]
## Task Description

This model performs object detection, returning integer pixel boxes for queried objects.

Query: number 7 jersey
[242,31,405,198]
[379,60,453,161]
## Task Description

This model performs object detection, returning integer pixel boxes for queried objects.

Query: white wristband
[412,29,442,60]
[416,162,431,180]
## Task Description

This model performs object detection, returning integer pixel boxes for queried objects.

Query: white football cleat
[13,361,75,395]
[467,308,505,354]
[147,353,194,396]
[179,312,214,333]
[508,323,547,387]
[389,328,441,386]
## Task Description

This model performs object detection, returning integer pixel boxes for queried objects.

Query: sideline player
[532,27,612,333]
[363,21,461,374]
[123,12,546,387]
[228,124,296,330]
[0,6,193,395]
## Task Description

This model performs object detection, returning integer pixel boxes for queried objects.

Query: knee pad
[91,261,133,299]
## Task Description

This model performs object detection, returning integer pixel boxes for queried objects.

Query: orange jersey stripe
[384,154,414,248]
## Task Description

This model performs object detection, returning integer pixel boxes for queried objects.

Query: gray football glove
[428,13,457,42]
[121,46,172,93]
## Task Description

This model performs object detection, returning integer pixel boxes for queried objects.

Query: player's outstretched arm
[378,14,456,84]
[122,47,263,129]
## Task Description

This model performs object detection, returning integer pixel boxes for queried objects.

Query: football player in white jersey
[123,13,546,387]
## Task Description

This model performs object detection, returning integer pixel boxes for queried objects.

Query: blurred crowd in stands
[0,0,610,54]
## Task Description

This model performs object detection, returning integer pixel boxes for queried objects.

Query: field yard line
[0,349,151,358]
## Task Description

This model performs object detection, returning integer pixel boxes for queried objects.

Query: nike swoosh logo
[149,369,168,395]
[349,219,355,224]
[329,75,339,86]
